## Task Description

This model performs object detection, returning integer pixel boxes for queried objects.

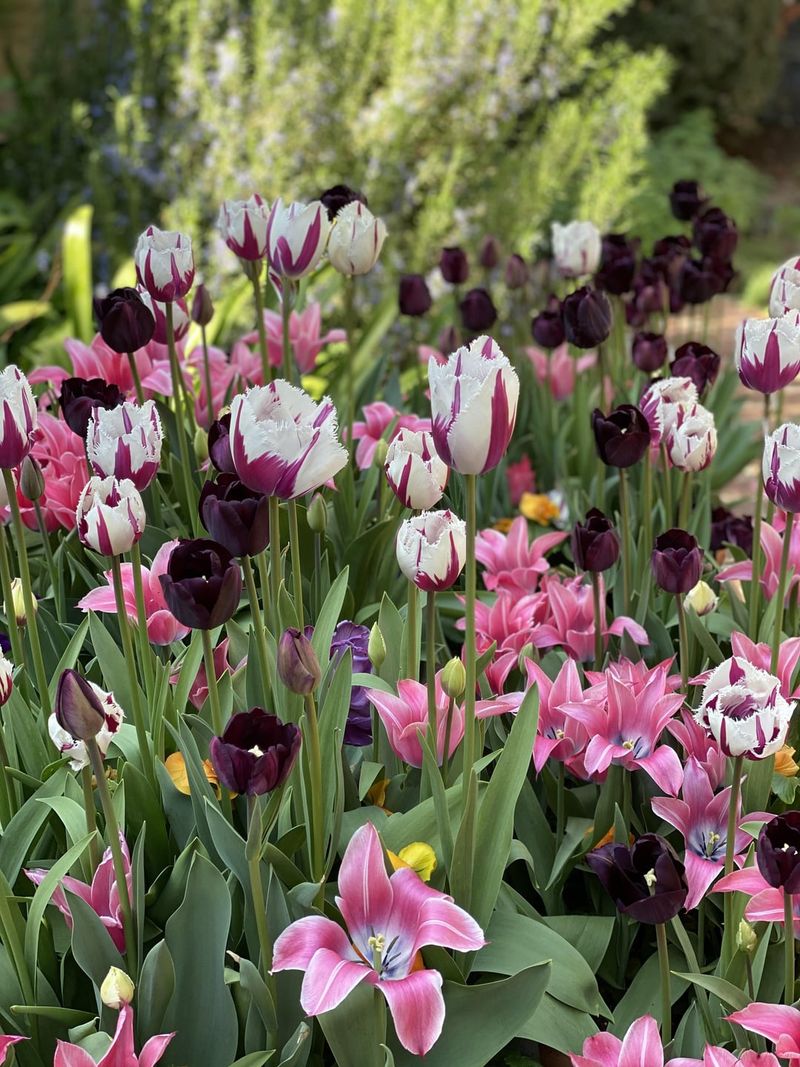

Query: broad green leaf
[517,994,598,1055]
[0,768,69,883]
[672,971,750,1011]
[311,566,350,673]
[62,204,93,340]
[137,940,175,1040]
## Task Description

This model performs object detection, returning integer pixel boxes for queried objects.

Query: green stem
[722,754,744,965]
[678,471,693,531]
[642,453,653,582]
[0,880,35,1005]
[343,277,356,460]
[252,269,272,386]
[0,525,23,671]
[268,497,282,633]
[462,473,477,809]
[676,594,689,692]
[165,302,199,534]
[556,760,566,843]
[749,476,765,641]
[2,468,50,715]
[129,543,154,700]
[426,590,437,749]
[618,467,631,614]
[247,795,276,984]
[661,445,673,526]
[280,284,294,382]
[126,352,145,405]
[81,765,101,871]
[199,324,215,426]
[591,571,604,671]
[33,500,62,622]
[201,628,231,820]
[0,731,13,826]
[441,696,455,787]
[287,499,305,631]
[786,891,796,1005]
[242,555,271,707]
[303,691,325,906]
[771,510,795,674]
[656,922,672,1045]
[406,580,419,682]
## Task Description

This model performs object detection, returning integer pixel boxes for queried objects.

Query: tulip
[19,455,43,502]
[680,258,721,304]
[551,220,601,277]
[327,201,387,276]
[366,671,467,768]
[727,1004,800,1064]
[439,246,469,285]
[595,233,638,294]
[134,225,194,302]
[591,404,650,468]
[87,399,163,490]
[530,294,564,349]
[562,286,612,348]
[764,423,800,513]
[60,377,124,439]
[266,198,331,282]
[230,380,348,499]
[428,335,519,475]
[398,273,433,316]
[396,510,466,591]
[218,194,269,261]
[588,833,688,923]
[459,287,497,332]
[667,402,717,472]
[306,492,327,534]
[7,578,31,627]
[631,331,667,372]
[652,234,692,283]
[571,508,620,573]
[101,967,135,1009]
[0,1038,23,1064]
[208,412,235,474]
[199,474,270,558]
[735,314,800,395]
[209,707,301,795]
[0,365,37,469]
[475,515,566,595]
[694,206,738,262]
[504,253,529,289]
[685,580,718,616]
[328,620,374,745]
[710,506,753,557]
[384,428,448,510]
[136,288,190,344]
[639,376,698,445]
[769,255,800,317]
[55,1000,172,1066]
[479,235,500,269]
[159,538,242,630]
[757,812,800,893]
[368,622,387,672]
[93,287,156,353]
[277,627,321,694]
[191,282,214,326]
[0,654,12,708]
[669,178,707,221]
[76,476,146,557]
[318,183,367,220]
[651,529,703,594]
[670,340,720,393]
[695,655,792,759]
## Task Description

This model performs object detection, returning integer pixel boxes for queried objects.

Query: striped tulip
[266,198,331,283]
[76,476,146,557]
[134,226,194,303]
[396,509,466,591]
[0,366,37,469]
[384,429,447,510]
[735,314,800,395]
[218,194,270,261]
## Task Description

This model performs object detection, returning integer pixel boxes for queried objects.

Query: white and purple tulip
[551,219,601,278]
[134,225,195,303]
[763,421,800,513]
[218,194,270,262]
[266,198,331,283]
[769,255,800,317]
[639,376,698,446]
[396,509,466,591]
[384,428,447,511]
[327,201,387,276]
[76,476,146,557]
[695,655,792,759]
[0,365,37,469]
[735,314,800,395]
[667,401,717,472]
[87,400,163,491]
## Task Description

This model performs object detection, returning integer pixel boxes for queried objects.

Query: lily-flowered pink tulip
[552,220,601,278]
[76,476,146,557]
[26,834,131,952]
[0,1037,24,1063]
[384,428,448,510]
[185,344,238,428]
[78,539,191,645]
[0,365,37,469]
[233,302,346,380]
[640,376,698,446]
[764,422,800,513]
[230,380,348,499]
[728,1003,800,1060]
[134,225,194,303]
[668,709,726,791]
[87,400,163,490]
[526,344,596,401]
[517,658,588,774]
[272,821,485,1055]
[170,636,244,709]
[735,314,800,395]
[664,1044,778,1067]
[218,194,269,261]
[695,656,792,759]
[716,865,800,935]
[475,515,566,595]
[17,413,88,533]
[266,198,331,284]
[396,510,467,591]
[366,671,466,767]
[349,402,430,470]
[429,335,520,475]
[667,402,717,472]
[718,516,800,602]
[29,333,174,399]
[769,255,800,317]
[569,1014,664,1067]
[54,1002,172,1067]
[506,454,535,506]
[466,591,539,694]
[327,201,387,276]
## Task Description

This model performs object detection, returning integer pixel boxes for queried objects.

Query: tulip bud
[693,207,738,263]
[562,286,612,349]
[93,287,156,354]
[328,202,388,276]
[218,194,269,261]
[737,920,757,956]
[8,578,34,626]
[531,302,565,350]
[19,456,44,501]
[595,233,638,295]
[0,654,13,707]
[631,331,667,373]
[307,493,328,534]
[571,509,620,573]
[266,199,331,281]
[552,220,602,278]
[440,657,466,701]
[368,622,387,672]
[684,580,717,617]
[652,529,703,595]
[459,288,497,332]
[372,438,389,468]
[398,274,433,317]
[669,179,707,222]
[504,254,529,290]
[277,628,321,695]
[439,247,469,285]
[191,283,214,326]
[194,425,209,464]
[479,235,501,270]
[100,967,135,1009]
[55,668,106,742]
[319,184,368,221]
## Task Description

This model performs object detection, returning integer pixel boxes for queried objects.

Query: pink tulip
[349,402,431,470]
[184,344,238,429]
[26,834,132,952]
[365,672,465,767]
[526,343,596,401]
[569,1014,664,1067]
[170,636,244,709]
[17,413,88,533]
[0,1037,24,1064]
[29,333,174,400]
[716,864,800,935]
[272,821,485,1056]
[78,539,191,645]
[668,709,727,791]
[505,454,535,506]
[234,302,346,381]
[54,1002,172,1067]
[728,1003,800,1060]
[475,515,566,595]
[460,591,539,694]
[718,518,800,601]
[669,1046,780,1067]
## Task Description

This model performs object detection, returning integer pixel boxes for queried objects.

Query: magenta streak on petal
[96,510,114,556]
[395,456,413,505]
[416,532,461,592]
[292,210,322,275]
[432,414,455,468]
[313,402,333,429]
[480,336,495,359]
[421,435,432,461]
[755,714,766,753]
[0,401,23,467]
[729,657,745,685]
[114,438,133,481]
[242,212,256,257]
[122,406,133,433]
[481,371,512,473]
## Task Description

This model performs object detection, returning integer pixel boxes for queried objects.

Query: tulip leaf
[0,767,69,883]
[229,1055,275,1067]
[672,972,750,1011]
[311,566,350,674]
[47,616,90,703]
[62,203,93,340]
[518,994,599,1054]
[612,946,689,1035]
[317,978,387,1067]
[88,612,146,733]
[277,1021,312,1067]
[137,940,175,1040]
[67,888,125,990]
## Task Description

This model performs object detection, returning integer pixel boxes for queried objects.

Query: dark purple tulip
[504,254,529,290]
[398,274,433,317]
[191,284,214,327]
[319,184,368,221]
[652,235,692,284]
[669,180,708,222]
[479,235,501,270]
[595,234,638,295]
[209,708,301,796]
[55,669,105,741]
[0,633,10,655]
[199,474,270,558]
[159,538,242,630]
[459,288,497,332]
[671,341,721,394]
[208,413,235,474]
[591,405,650,468]
[708,257,736,294]
[331,621,373,746]
[60,377,124,438]
[277,628,321,695]
[531,294,565,349]
[571,509,620,573]
[587,834,688,924]
[693,207,738,263]
[94,287,156,354]
[562,286,612,349]
[651,529,703,595]
[710,507,753,557]
[439,247,469,285]
[680,258,720,305]
[757,813,800,894]
[631,332,668,373]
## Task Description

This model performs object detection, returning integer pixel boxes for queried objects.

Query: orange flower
[519,492,560,526]
[775,744,799,778]
[165,751,235,798]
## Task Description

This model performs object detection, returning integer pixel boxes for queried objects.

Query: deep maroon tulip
[562,286,612,349]
[571,509,620,573]
[55,669,106,742]
[199,474,270,558]
[595,234,638,295]
[757,813,800,894]
[159,538,242,630]
[531,295,565,349]
[693,207,738,263]
[319,184,368,221]
[208,413,235,474]
[708,257,736,294]
[93,287,155,354]
[631,332,668,373]
[209,708,301,796]
[669,180,708,222]
[504,254,529,290]
[591,405,650,468]
[680,258,720,305]
[587,834,688,924]
[60,377,124,438]
[479,235,501,270]
[710,506,753,557]
[651,235,692,283]
[439,247,469,285]
[398,274,433,317]
[277,628,321,695]
[459,287,497,332]
[671,341,720,393]
[651,529,703,595]
[191,284,214,327]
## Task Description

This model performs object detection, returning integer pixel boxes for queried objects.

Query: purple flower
[595,233,638,295]
[60,377,124,438]
[199,474,270,558]
[209,708,301,796]
[332,621,374,746]
[459,288,497,332]
[159,538,242,630]
[669,179,707,221]
[439,247,469,285]
[587,833,688,924]
[671,340,721,394]
[94,287,156,354]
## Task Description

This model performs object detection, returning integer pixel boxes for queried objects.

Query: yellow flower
[519,492,560,526]
[493,517,515,533]
[165,751,229,797]
[775,744,799,778]
[366,778,391,811]
[387,842,437,882]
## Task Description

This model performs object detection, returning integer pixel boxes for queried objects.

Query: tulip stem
[618,467,632,614]
[722,753,744,966]
[2,468,50,716]
[0,524,26,682]
[676,594,689,692]
[406,580,419,682]
[343,276,356,461]
[642,452,653,589]
[201,628,232,821]
[678,471,693,531]
[268,497,282,633]
[242,554,271,706]
[126,351,145,405]
[199,324,215,426]
[441,696,456,787]
[787,891,797,1005]
[130,543,155,701]
[591,571,604,672]
[660,445,673,526]
[252,270,272,386]
[749,475,765,641]
[247,795,275,986]
[33,500,62,622]
[771,510,795,674]
[81,764,101,871]
[165,302,199,534]
[462,473,478,809]
[656,922,672,1045]
[287,499,305,631]
[303,692,325,906]
[426,590,437,751]
[555,760,566,844]
[280,283,295,382]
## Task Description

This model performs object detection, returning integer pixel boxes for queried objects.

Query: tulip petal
[272,915,356,972]
[378,968,445,1057]
[139,1033,175,1067]
[728,1003,800,1048]
[54,1041,98,1067]
[570,1031,624,1067]
[336,822,394,946]
[619,1014,664,1067]
[300,948,369,1015]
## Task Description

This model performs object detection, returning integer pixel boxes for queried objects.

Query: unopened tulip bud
[19,456,44,501]
[441,657,466,701]
[368,622,386,672]
[55,668,106,742]
[504,254,529,290]
[194,425,209,464]
[277,628,321,695]
[191,283,214,327]
[685,580,717,616]
[373,439,389,468]
[737,920,757,955]
[8,578,34,626]
[307,493,328,534]
[100,967,135,1009]
[479,235,501,270]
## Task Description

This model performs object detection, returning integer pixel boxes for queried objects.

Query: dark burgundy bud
[756,813,800,894]
[571,509,620,573]
[277,627,322,695]
[437,324,462,354]
[669,180,708,222]
[651,528,703,594]
[55,669,105,742]
[710,506,753,557]
[159,538,242,630]
[94,287,155,354]
[208,413,235,474]
[531,305,565,350]
[595,233,638,295]
[504,254,529,290]
[319,184,368,221]
[60,377,125,439]
[209,708,301,796]
[680,258,720,305]
[398,274,433,317]
[439,246,469,285]
[693,207,738,263]
[671,341,721,394]
[191,283,214,327]
[562,286,612,349]
[199,474,270,558]
[631,331,668,373]
[479,235,501,270]
[587,833,688,924]
[459,287,497,332]
[591,404,650,468]
[651,236,692,284]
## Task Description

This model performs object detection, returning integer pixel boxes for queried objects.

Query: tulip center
[368,933,386,972]
[705,831,721,858]
[622,739,635,750]
[644,868,657,889]
[249,745,265,757]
